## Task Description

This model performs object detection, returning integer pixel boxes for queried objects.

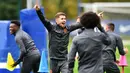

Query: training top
[36,9,82,60]
[102,31,125,64]
[14,29,40,64]
[68,29,110,73]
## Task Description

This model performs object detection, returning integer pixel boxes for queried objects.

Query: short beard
[59,23,65,28]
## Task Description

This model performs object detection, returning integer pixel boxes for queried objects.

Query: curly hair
[80,12,100,29]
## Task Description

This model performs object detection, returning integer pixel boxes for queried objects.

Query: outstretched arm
[68,12,103,32]
[67,17,82,32]
[34,5,52,31]
[99,26,111,45]
[13,37,26,67]
[67,22,82,32]
[116,36,125,55]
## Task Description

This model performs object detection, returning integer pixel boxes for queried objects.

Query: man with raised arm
[34,5,82,73]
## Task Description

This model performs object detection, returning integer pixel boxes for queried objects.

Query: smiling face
[55,12,67,28]
[9,23,19,34]
[55,15,66,27]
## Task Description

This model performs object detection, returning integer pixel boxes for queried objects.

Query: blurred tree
[0,0,26,20]
[41,0,130,20]
[41,0,78,19]
[0,0,130,20]
[0,0,18,20]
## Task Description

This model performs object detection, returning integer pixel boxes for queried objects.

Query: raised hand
[34,5,40,10]
[76,16,80,23]
[98,11,104,19]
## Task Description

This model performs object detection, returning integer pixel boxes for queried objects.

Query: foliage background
[0,0,130,20]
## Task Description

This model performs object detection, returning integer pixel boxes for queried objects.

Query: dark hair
[55,12,66,18]
[107,23,115,31]
[80,12,100,29]
[11,20,21,27]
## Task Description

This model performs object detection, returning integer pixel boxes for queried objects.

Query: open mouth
[9,30,14,34]
[62,22,65,25]
[10,30,13,33]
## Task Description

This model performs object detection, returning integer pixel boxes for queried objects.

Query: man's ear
[55,18,58,24]
[55,18,57,21]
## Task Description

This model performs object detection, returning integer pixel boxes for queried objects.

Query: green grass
[68,37,130,73]
[116,45,130,73]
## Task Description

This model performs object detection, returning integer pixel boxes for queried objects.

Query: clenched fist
[34,5,40,10]
[98,11,104,19]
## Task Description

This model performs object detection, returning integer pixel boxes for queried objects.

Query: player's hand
[76,16,80,23]
[98,11,104,19]
[11,62,17,67]
[124,47,128,54]
[116,59,120,64]
[34,5,40,10]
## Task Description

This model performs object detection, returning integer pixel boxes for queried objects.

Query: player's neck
[13,29,20,36]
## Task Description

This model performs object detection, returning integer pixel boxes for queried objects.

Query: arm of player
[12,37,26,67]
[68,39,77,73]
[34,5,52,31]
[99,27,111,45]
[78,27,85,34]
[116,36,125,55]
[67,22,83,32]
[67,17,82,32]
[68,12,103,32]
